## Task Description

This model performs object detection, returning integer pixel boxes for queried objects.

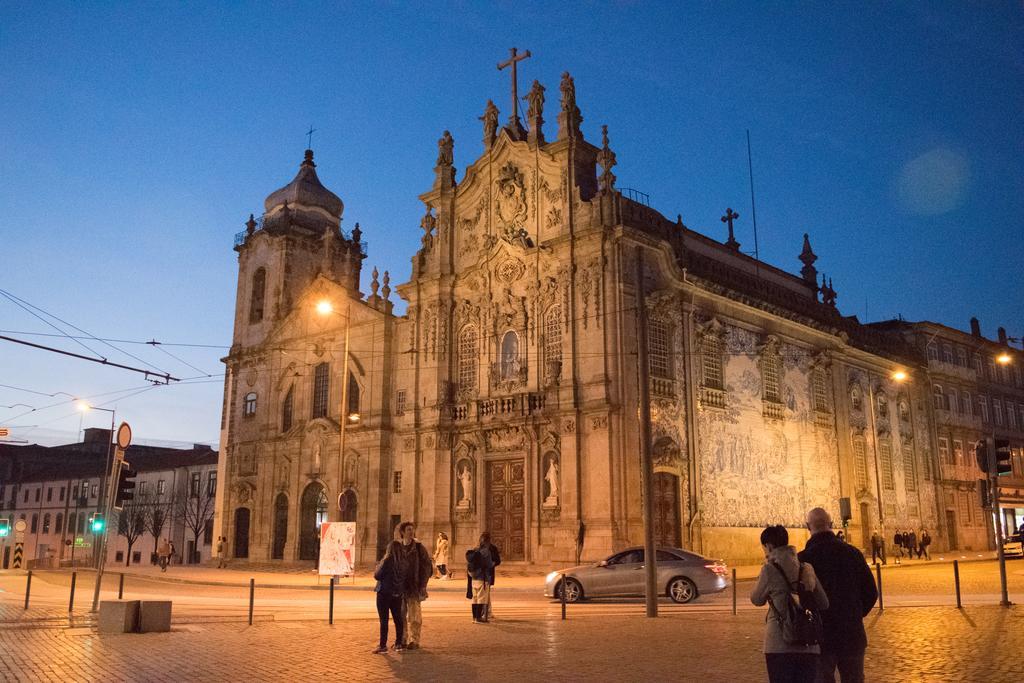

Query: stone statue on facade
[544,456,559,506]
[436,130,454,166]
[557,72,583,141]
[480,100,499,150]
[524,80,545,145]
[457,464,473,508]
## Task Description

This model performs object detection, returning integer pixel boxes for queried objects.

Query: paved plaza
[1,605,1021,682]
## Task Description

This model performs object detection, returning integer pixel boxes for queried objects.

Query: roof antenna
[746,129,760,279]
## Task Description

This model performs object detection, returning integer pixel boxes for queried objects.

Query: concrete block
[98,600,139,634]
[138,601,172,632]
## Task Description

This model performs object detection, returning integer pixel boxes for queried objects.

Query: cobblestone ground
[0,606,1021,682]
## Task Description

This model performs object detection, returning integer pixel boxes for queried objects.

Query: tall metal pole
[336,299,352,519]
[867,381,886,560]
[988,434,1010,606]
[91,409,116,612]
[635,248,658,618]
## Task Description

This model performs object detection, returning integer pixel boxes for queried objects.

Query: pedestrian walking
[394,522,431,650]
[169,540,177,566]
[907,530,917,560]
[433,532,450,580]
[800,507,879,683]
[466,534,495,624]
[750,524,828,683]
[919,529,931,560]
[869,532,884,565]
[216,536,228,568]
[372,540,406,654]
[892,530,903,559]
[484,533,501,621]
[157,538,171,572]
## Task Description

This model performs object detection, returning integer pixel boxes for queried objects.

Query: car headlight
[546,571,561,584]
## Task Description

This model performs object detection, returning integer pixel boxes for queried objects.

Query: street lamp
[316,298,357,520]
[989,352,1012,606]
[868,369,908,564]
[77,401,116,612]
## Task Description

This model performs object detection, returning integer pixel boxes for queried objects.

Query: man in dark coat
[907,530,917,559]
[395,522,432,650]
[892,530,903,559]
[800,507,878,683]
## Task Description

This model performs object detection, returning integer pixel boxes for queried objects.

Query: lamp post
[992,353,1012,606]
[77,401,115,612]
[867,369,907,564]
[316,300,359,522]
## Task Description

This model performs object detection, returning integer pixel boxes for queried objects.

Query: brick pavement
[0,605,1021,682]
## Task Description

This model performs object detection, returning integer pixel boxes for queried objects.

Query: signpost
[91,421,131,612]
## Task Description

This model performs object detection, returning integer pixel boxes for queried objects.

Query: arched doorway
[653,472,682,548]
[339,489,357,523]
[272,493,288,560]
[233,507,250,559]
[299,483,328,561]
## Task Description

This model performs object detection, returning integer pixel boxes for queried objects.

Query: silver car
[544,547,729,604]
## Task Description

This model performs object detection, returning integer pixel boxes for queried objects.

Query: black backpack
[768,562,823,647]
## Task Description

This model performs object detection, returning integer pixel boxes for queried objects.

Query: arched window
[544,305,562,381]
[312,362,329,418]
[243,392,257,417]
[55,512,63,534]
[932,384,945,410]
[67,513,76,536]
[31,513,38,533]
[42,513,51,534]
[347,373,360,418]
[281,386,294,432]
[850,385,862,411]
[500,331,519,379]
[648,320,671,379]
[701,334,723,390]
[249,267,266,323]
[458,325,478,394]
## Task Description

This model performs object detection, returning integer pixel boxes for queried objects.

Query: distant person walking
[869,532,884,565]
[892,530,903,559]
[466,534,495,624]
[216,537,228,568]
[750,524,828,683]
[433,532,450,580]
[800,508,879,683]
[157,538,171,572]
[918,529,931,560]
[395,522,431,650]
[907,530,917,560]
[372,540,405,653]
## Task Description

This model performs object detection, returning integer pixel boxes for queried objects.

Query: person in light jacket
[751,524,829,683]
[433,532,450,580]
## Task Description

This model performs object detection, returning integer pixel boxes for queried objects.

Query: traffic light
[113,461,137,510]
[994,438,1012,477]
[89,513,105,534]
[0,518,9,537]
[975,440,991,474]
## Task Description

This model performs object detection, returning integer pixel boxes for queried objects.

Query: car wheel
[668,577,697,604]
[557,577,584,603]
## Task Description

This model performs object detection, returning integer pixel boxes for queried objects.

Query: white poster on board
[318,522,356,576]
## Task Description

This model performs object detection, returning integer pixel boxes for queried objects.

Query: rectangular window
[23,488,29,503]
[393,470,402,494]
[46,487,53,502]
[994,399,1004,426]
[973,355,984,375]
[1008,403,1017,429]
[91,484,98,498]
[952,439,964,465]
[761,354,781,403]
[59,486,65,502]
[956,347,967,367]
[71,485,79,500]
[962,392,972,416]
[115,551,124,563]
[702,335,724,390]
[139,481,148,496]
[34,488,40,503]
[979,396,989,423]
[312,363,330,418]
[943,344,954,364]
[853,438,868,489]
[947,389,958,414]
[648,320,671,379]
[958,492,970,524]
[926,343,939,361]
[812,370,829,412]
[132,551,142,565]
[282,387,294,432]
[157,479,166,496]
[207,471,217,497]
[880,441,894,489]
[903,447,916,492]
[395,390,407,416]
[938,437,949,464]
[243,392,257,417]
[190,472,201,498]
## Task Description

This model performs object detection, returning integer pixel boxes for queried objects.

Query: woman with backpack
[372,540,405,653]
[751,525,829,683]
[465,534,494,624]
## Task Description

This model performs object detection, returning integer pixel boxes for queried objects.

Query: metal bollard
[118,573,125,600]
[953,560,962,609]
[732,568,737,615]
[560,574,567,621]
[69,571,77,612]
[24,570,32,610]
[875,563,883,611]
[248,578,255,625]
[329,577,335,625]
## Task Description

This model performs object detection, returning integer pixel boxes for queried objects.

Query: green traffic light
[90,516,105,533]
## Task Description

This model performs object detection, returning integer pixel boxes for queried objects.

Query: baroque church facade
[215,68,965,566]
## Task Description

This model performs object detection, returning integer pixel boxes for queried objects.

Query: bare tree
[115,495,148,566]
[174,467,215,564]
[146,494,174,562]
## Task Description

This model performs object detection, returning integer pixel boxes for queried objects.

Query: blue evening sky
[1,2,1022,447]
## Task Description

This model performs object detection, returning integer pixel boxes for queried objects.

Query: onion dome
[264,150,343,219]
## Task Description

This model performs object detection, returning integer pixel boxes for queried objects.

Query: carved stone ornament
[563,419,575,434]
[495,162,528,241]
[485,426,525,452]
[591,415,608,431]
[496,258,526,283]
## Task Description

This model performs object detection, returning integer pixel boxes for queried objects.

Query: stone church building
[215,69,961,567]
